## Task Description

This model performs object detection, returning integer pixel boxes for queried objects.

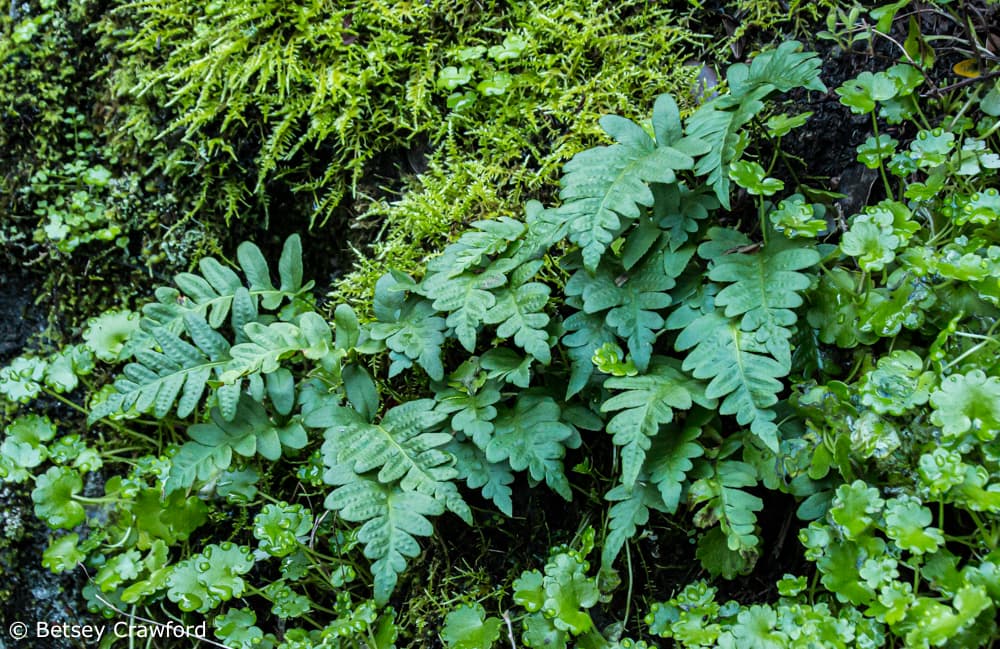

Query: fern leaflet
[88,314,240,423]
[601,357,713,488]
[555,106,696,271]
[705,231,820,368]
[323,474,444,605]
[485,393,576,501]
[601,478,666,572]
[674,311,784,450]
[308,399,467,521]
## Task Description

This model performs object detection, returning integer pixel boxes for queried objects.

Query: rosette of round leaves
[930,369,1000,441]
[858,350,935,416]
[883,495,944,555]
[263,582,312,619]
[213,607,271,649]
[31,466,86,529]
[0,414,57,483]
[441,603,503,649]
[513,548,600,642]
[769,194,828,238]
[253,502,313,558]
[166,542,254,613]
[83,309,141,362]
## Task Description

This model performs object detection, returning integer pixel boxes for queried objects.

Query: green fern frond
[566,255,677,372]
[447,439,514,517]
[323,475,444,605]
[165,397,307,494]
[690,460,764,553]
[310,399,461,505]
[704,230,820,367]
[674,311,784,451]
[601,478,666,573]
[142,235,310,332]
[727,40,827,98]
[367,271,447,379]
[484,393,576,501]
[685,42,824,208]
[561,309,617,399]
[483,273,552,365]
[554,105,696,271]
[600,357,714,488]
[647,420,705,513]
[88,315,239,424]
[417,269,505,353]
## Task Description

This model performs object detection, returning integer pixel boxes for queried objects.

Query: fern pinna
[88,42,829,604]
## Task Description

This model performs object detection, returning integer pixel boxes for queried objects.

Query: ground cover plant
[2,0,1000,648]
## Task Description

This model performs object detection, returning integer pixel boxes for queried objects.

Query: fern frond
[165,397,307,494]
[674,311,784,450]
[88,315,239,424]
[324,475,444,605]
[686,42,825,208]
[142,236,310,332]
[434,382,502,448]
[483,278,552,365]
[418,269,505,353]
[368,298,447,381]
[684,97,765,210]
[447,439,514,517]
[705,231,820,367]
[690,460,763,553]
[309,399,463,512]
[223,313,335,382]
[728,40,827,98]
[600,478,666,573]
[484,393,575,501]
[561,309,617,399]
[646,421,705,513]
[424,217,525,278]
[555,107,695,271]
[601,357,713,488]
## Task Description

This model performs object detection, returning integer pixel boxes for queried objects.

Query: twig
[926,69,1000,96]
[502,610,517,649]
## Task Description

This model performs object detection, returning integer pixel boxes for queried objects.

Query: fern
[223,313,336,382]
[601,478,666,573]
[447,439,515,517]
[142,235,310,332]
[418,269,505,353]
[435,381,502,447]
[323,473,444,606]
[685,42,825,208]
[368,273,448,381]
[561,309,617,399]
[554,102,698,271]
[482,262,552,365]
[90,236,316,424]
[565,255,678,372]
[600,357,714,488]
[165,397,308,494]
[689,460,764,554]
[705,231,820,368]
[307,399,464,515]
[484,393,578,501]
[89,314,240,423]
[647,421,705,513]
[674,311,785,451]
